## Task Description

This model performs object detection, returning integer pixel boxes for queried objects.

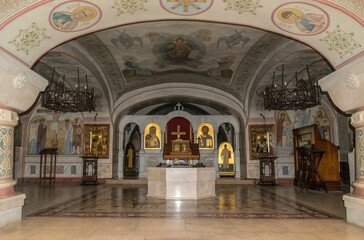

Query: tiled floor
[0,183,363,240]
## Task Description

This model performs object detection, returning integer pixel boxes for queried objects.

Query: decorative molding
[8,22,50,55]
[224,0,262,15]
[355,127,364,177]
[0,127,14,178]
[345,73,359,89]
[113,0,147,15]
[13,73,26,89]
[0,109,18,127]
[320,25,361,58]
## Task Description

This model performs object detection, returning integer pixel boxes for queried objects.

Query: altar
[147,167,216,200]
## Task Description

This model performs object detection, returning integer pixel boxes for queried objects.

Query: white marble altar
[147,167,215,200]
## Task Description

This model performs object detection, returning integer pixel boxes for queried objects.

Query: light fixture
[41,68,95,112]
[263,61,320,110]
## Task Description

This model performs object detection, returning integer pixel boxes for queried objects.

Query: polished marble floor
[0,183,363,240]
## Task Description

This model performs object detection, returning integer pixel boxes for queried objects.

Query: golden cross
[171,125,186,140]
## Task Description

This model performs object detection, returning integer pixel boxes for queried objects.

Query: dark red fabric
[165,117,193,143]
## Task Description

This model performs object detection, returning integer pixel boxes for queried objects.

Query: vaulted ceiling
[1,1,364,117]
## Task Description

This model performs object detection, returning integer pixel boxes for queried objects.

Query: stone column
[0,108,26,228]
[117,130,124,178]
[349,111,364,197]
[235,132,241,179]
[319,61,364,228]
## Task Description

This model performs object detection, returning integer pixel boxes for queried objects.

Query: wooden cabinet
[81,156,98,185]
[258,156,277,185]
[293,125,340,191]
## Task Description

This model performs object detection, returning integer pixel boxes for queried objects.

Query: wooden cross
[172,125,186,140]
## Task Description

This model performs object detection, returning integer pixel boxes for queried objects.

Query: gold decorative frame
[84,124,109,158]
[249,124,274,160]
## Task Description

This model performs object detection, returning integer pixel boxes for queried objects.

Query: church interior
[1,0,364,239]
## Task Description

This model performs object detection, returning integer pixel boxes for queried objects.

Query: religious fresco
[84,124,109,158]
[218,142,235,176]
[9,23,50,55]
[27,115,84,155]
[49,1,101,32]
[276,111,294,155]
[144,123,161,149]
[313,107,331,140]
[111,29,143,49]
[197,123,214,149]
[97,23,262,86]
[224,0,263,14]
[321,25,361,58]
[0,127,13,178]
[272,2,329,36]
[113,0,147,15]
[249,125,274,160]
[160,0,213,16]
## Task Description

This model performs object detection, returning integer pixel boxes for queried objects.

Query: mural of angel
[111,29,143,49]
[217,29,250,49]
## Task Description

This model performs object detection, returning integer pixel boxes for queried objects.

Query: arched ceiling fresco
[0,0,363,116]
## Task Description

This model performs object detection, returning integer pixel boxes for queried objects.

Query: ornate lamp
[263,62,320,110]
[41,68,95,112]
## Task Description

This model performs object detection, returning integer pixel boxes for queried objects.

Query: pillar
[319,60,364,228]
[235,132,241,179]
[342,111,364,227]
[0,108,25,228]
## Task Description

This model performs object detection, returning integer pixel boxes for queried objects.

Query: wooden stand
[39,148,58,184]
[293,125,340,191]
[81,156,98,185]
[296,147,327,192]
[258,155,277,185]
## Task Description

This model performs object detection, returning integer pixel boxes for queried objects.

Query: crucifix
[172,125,186,140]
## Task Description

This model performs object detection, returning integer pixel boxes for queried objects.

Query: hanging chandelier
[41,68,95,112]
[263,62,320,111]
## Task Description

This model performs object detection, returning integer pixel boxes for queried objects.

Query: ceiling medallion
[160,0,213,16]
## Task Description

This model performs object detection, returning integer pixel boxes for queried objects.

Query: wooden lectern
[293,125,340,191]
[39,148,58,184]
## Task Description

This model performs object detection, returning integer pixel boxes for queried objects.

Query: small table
[258,155,278,185]
[296,147,327,192]
[39,148,58,184]
[80,156,99,185]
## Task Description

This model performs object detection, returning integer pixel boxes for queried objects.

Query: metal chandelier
[263,62,320,111]
[41,68,95,112]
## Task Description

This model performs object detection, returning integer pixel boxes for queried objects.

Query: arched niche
[124,123,141,151]
[218,142,235,177]
[217,123,235,150]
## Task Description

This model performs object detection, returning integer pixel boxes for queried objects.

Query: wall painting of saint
[197,123,214,149]
[144,123,161,149]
